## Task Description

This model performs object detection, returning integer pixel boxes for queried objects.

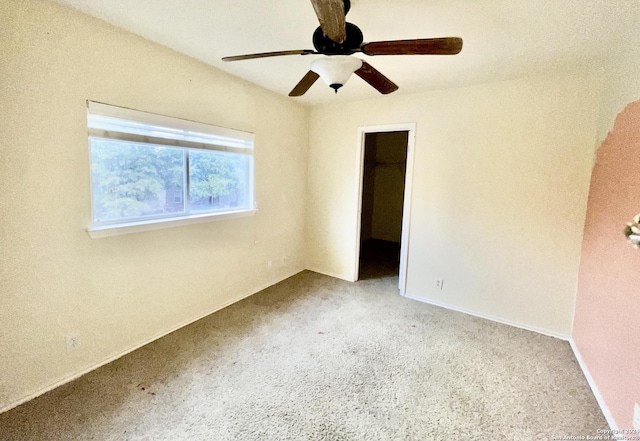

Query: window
[87,102,255,237]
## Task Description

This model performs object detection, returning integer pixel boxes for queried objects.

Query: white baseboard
[403,292,570,341]
[0,267,304,415]
[403,293,617,430]
[569,338,618,431]
[305,266,354,282]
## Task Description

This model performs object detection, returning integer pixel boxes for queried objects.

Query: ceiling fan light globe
[310,56,362,91]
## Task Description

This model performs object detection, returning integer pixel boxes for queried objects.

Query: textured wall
[0,0,308,411]
[307,73,599,336]
[573,101,640,429]
[572,25,640,428]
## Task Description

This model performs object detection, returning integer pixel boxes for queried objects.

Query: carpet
[0,270,607,440]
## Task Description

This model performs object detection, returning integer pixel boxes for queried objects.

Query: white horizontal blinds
[87,101,254,153]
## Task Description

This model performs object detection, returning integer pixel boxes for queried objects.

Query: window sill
[87,209,257,239]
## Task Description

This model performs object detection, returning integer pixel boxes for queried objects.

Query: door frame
[352,123,416,295]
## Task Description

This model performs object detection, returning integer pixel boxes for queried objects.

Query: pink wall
[573,100,640,429]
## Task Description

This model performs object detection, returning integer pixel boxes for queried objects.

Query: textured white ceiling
[54,0,639,105]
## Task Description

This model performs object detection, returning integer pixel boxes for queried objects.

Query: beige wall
[0,0,308,411]
[307,73,599,337]
[595,35,640,143]
[1,0,627,417]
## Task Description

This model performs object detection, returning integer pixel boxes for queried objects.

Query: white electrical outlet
[434,279,444,290]
[268,260,273,269]
[66,334,81,352]
[633,403,640,430]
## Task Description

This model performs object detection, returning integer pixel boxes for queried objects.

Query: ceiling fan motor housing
[313,22,363,55]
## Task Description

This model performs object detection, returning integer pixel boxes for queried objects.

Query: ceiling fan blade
[355,61,398,95]
[222,49,316,62]
[309,0,347,43]
[361,37,463,56]
[289,71,320,97]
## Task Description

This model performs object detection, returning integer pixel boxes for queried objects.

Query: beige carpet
[0,270,606,440]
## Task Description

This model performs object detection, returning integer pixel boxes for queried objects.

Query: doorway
[353,124,415,294]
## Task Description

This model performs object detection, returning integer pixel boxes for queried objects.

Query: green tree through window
[90,138,249,223]
[189,150,247,212]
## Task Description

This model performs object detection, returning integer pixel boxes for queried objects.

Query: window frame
[86,101,256,238]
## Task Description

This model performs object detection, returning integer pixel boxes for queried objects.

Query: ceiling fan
[222,0,463,97]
